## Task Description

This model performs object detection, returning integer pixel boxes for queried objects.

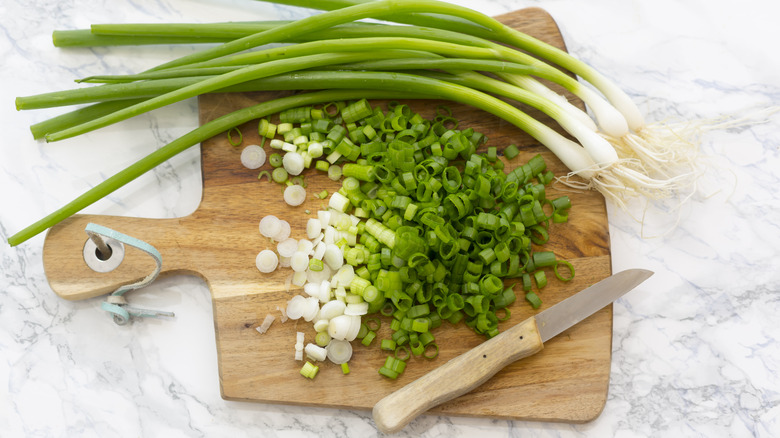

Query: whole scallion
[6,90,435,246]
[8,0,703,246]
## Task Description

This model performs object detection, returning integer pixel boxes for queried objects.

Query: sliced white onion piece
[306,264,332,284]
[345,293,363,305]
[292,271,307,287]
[297,239,315,256]
[317,210,332,227]
[304,343,327,362]
[319,300,347,320]
[323,243,344,270]
[323,226,337,245]
[313,319,329,333]
[255,249,279,273]
[259,215,281,238]
[335,214,352,231]
[286,295,307,320]
[284,185,307,206]
[328,207,346,227]
[241,144,266,169]
[328,314,352,341]
[334,286,347,302]
[343,231,357,247]
[307,141,324,158]
[345,302,369,316]
[279,256,292,269]
[295,334,304,360]
[302,297,320,322]
[329,191,350,212]
[273,220,291,241]
[255,314,275,334]
[328,314,361,341]
[312,241,327,261]
[276,306,288,323]
[334,265,355,289]
[318,281,332,303]
[303,282,320,298]
[327,209,342,226]
[283,151,305,175]
[346,315,362,342]
[306,218,322,239]
[277,238,298,258]
[290,251,310,272]
[326,339,353,365]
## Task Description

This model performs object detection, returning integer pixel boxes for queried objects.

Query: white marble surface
[2,0,779,436]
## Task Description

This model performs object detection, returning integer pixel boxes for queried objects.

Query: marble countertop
[2,0,778,436]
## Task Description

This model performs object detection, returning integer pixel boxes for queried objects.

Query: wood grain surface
[42,7,612,422]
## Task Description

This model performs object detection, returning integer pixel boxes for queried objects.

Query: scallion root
[589,107,779,208]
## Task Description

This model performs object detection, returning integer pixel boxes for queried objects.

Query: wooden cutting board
[42,8,612,423]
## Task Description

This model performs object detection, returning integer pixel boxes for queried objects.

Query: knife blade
[372,268,654,434]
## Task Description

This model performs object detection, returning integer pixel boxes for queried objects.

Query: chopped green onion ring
[227,126,242,146]
[554,260,575,282]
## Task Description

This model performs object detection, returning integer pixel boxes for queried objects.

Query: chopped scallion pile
[254,99,573,379]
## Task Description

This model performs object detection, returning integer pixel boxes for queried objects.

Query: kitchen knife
[372,268,654,433]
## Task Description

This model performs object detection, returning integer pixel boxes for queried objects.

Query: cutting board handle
[42,213,194,301]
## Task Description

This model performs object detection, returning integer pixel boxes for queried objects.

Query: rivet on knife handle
[372,317,544,434]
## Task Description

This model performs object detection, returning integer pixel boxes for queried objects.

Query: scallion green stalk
[11,0,693,248]
[232,70,598,177]
[6,89,435,246]
[60,3,643,136]
[140,0,537,72]
[39,51,436,142]
[26,67,599,176]
[259,0,644,131]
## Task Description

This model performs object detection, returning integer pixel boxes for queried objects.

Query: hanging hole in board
[95,245,113,261]
[83,236,125,273]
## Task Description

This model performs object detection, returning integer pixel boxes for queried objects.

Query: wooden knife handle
[372,316,544,433]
